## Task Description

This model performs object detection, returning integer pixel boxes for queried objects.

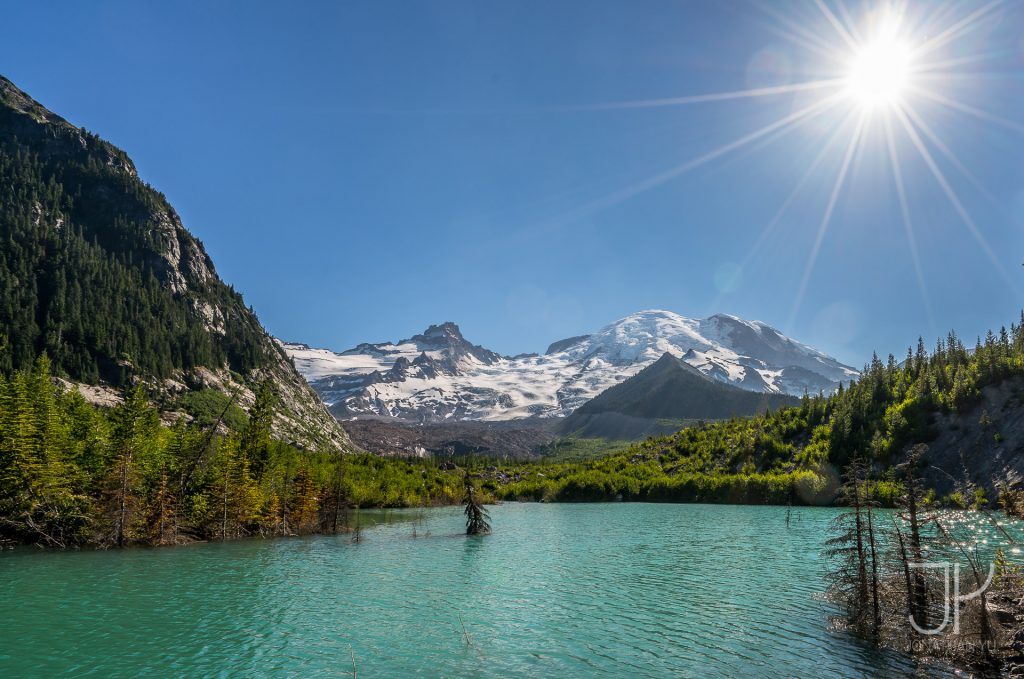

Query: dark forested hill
[0,75,347,451]
[558,353,800,440]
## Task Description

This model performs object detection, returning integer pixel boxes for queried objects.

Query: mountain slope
[284,310,858,423]
[0,74,348,451]
[530,317,1024,502]
[559,353,801,440]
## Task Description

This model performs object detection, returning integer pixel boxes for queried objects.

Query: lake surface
[0,503,962,677]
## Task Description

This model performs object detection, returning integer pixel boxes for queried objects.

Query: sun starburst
[844,13,913,110]
[544,0,1021,331]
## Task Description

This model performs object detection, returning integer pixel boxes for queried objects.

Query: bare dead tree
[866,499,882,635]
[825,457,880,636]
[179,386,241,494]
[897,444,932,632]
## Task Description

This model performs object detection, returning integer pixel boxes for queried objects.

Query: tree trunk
[115,449,131,547]
[907,486,928,629]
[866,507,881,637]
[221,471,229,541]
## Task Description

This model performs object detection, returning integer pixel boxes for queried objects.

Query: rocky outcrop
[918,375,1024,498]
[0,74,350,453]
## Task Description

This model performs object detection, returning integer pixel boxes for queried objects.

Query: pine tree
[463,471,491,536]
[239,382,274,477]
[103,384,157,546]
[320,458,348,534]
[211,435,260,539]
[289,465,319,534]
[147,467,177,545]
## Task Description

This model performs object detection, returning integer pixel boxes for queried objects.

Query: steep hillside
[916,374,1024,495]
[0,75,348,451]
[494,318,1024,503]
[559,353,800,440]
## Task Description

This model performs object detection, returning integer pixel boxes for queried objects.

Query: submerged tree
[894,444,932,633]
[825,457,881,637]
[321,458,348,535]
[463,471,490,536]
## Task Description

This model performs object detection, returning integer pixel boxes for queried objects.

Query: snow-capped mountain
[282,310,859,422]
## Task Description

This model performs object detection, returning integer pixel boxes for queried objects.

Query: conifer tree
[239,382,274,476]
[147,467,177,545]
[289,465,319,534]
[463,470,490,536]
[104,384,157,546]
[211,435,260,539]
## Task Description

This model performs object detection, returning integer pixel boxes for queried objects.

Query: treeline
[6,311,1024,546]
[0,357,463,547]
[644,314,1024,476]
[491,312,1024,506]
[491,463,823,505]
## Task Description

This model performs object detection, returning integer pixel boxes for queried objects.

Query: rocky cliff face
[919,375,1024,499]
[0,74,350,452]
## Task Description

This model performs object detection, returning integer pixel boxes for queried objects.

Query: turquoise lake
[0,503,963,677]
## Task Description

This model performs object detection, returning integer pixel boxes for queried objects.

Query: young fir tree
[211,435,260,540]
[320,458,348,534]
[0,357,84,545]
[239,382,274,477]
[104,384,158,547]
[146,466,177,545]
[462,470,491,536]
[289,465,320,534]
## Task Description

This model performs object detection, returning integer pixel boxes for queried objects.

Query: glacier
[281,310,859,423]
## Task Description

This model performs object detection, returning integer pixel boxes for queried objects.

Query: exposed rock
[918,375,1024,498]
[1,73,351,453]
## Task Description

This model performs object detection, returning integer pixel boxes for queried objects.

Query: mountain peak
[545,334,590,355]
[648,351,709,379]
[565,346,800,438]
[651,351,681,366]
[705,312,746,324]
[0,74,67,126]
[286,308,857,422]
[418,321,464,339]
[617,309,683,323]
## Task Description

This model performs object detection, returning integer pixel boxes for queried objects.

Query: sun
[548,1,1021,327]
[844,20,913,110]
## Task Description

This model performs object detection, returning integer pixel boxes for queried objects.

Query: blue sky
[2,1,1023,366]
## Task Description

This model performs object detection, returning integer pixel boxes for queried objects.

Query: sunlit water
[0,503,989,677]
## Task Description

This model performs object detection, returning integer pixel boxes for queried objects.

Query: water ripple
[0,504,964,677]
